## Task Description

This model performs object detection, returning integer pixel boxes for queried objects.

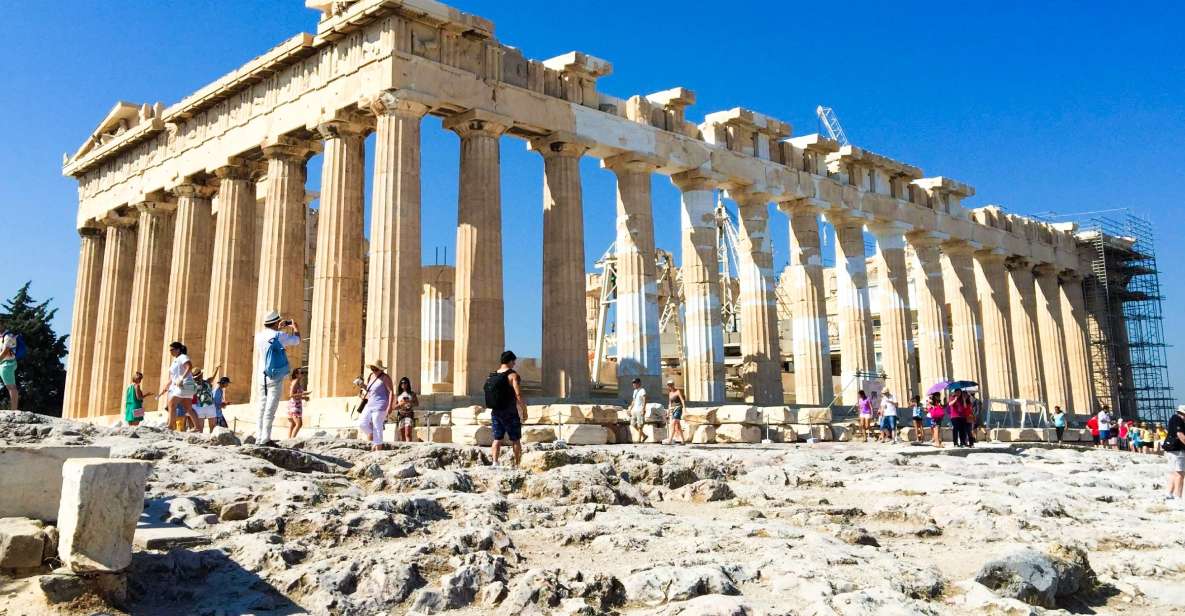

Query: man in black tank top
[490,350,527,467]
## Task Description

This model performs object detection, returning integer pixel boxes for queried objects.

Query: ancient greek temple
[61,0,1098,424]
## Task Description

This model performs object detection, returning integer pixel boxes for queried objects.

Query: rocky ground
[1,410,1182,616]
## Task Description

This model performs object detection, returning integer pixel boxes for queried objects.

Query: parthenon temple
[63,0,1112,427]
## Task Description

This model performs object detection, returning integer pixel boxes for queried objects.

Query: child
[910,395,925,443]
[287,367,309,439]
[212,377,231,429]
[124,371,145,426]
[192,368,220,432]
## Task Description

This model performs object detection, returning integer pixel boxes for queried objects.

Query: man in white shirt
[879,390,899,443]
[254,310,301,446]
[628,378,647,443]
[1097,407,1113,450]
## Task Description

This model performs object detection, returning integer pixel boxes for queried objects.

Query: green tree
[0,283,68,415]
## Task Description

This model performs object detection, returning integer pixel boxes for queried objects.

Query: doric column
[780,199,832,405]
[88,219,137,417]
[421,265,455,393]
[1059,271,1096,413]
[123,201,175,412]
[733,191,783,405]
[160,183,216,384]
[870,221,915,400]
[1006,257,1046,403]
[974,249,1016,400]
[1034,265,1071,413]
[444,110,510,397]
[256,137,318,373]
[604,154,661,399]
[366,92,430,385]
[204,162,259,395]
[308,120,368,397]
[62,228,105,419]
[907,231,951,395]
[671,170,725,403]
[827,211,875,404]
[532,133,592,399]
[941,241,985,394]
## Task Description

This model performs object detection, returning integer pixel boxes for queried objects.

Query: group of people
[626,378,688,445]
[854,388,985,448]
[124,341,234,432]
[1084,406,1168,453]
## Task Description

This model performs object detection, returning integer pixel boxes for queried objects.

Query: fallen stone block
[689,424,716,444]
[415,425,453,443]
[0,446,110,521]
[566,424,609,446]
[681,406,719,424]
[132,525,211,550]
[992,429,1014,443]
[797,407,833,425]
[452,424,493,447]
[521,426,557,443]
[1016,428,1041,442]
[716,405,760,424]
[766,425,798,443]
[57,459,150,573]
[715,424,762,444]
[0,517,50,569]
[524,405,554,424]
[450,406,490,426]
[758,406,794,424]
[643,424,668,443]
[832,425,852,442]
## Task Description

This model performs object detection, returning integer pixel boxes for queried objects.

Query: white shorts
[1166,451,1185,473]
[194,404,217,419]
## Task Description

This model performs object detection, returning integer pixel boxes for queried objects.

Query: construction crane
[815,105,850,147]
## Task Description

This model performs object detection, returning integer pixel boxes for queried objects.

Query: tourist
[628,378,647,443]
[1052,406,1067,444]
[1140,423,1155,454]
[857,390,873,442]
[394,376,419,442]
[666,380,686,445]
[157,341,199,432]
[0,321,20,410]
[358,360,393,451]
[253,311,301,447]
[1131,421,1145,454]
[485,351,526,467]
[949,390,973,447]
[287,367,308,439]
[909,395,925,443]
[124,371,145,426]
[968,391,985,444]
[1162,405,1185,503]
[192,368,221,432]
[927,393,945,448]
[212,376,231,429]
[1156,423,1168,453]
[879,390,899,443]
[1086,414,1100,447]
[1117,419,1130,451]
[1097,407,1113,450]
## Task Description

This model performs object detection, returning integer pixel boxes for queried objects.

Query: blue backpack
[262,334,290,379]
[3,332,25,361]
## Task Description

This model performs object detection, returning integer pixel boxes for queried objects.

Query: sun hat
[368,360,387,372]
[263,310,282,325]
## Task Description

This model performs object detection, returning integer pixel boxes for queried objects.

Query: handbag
[353,376,376,416]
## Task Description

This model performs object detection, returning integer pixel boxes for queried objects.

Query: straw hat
[367,360,388,373]
[263,310,281,325]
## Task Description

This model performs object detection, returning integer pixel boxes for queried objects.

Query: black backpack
[483,371,513,410]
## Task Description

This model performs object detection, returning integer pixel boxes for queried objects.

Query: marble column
[672,171,725,403]
[160,183,216,386]
[828,212,875,404]
[123,201,175,412]
[604,154,661,399]
[88,220,137,417]
[421,265,455,393]
[734,193,783,405]
[974,249,1016,400]
[1059,271,1096,413]
[870,221,916,400]
[366,92,429,384]
[941,241,985,395]
[1006,257,1046,403]
[444,110,510,397]
[256,137,317,374]
[308,121,367,397]
[780,199,832,405]
[1034,265,1072,413]
[62,228,105,419]
[907,231,951,395]
[204,163,258,393]
[533,134,592,399]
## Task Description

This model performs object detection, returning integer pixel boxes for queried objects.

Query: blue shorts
[1099,429,1111,441]
[490,411,522,442]
[881,416,898,430]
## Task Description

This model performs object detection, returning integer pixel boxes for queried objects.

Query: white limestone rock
[715,405,760,424]
[452,425,493,447]
[521,426,557,443]
[0,517,51,569]
[566,425,609,446]
[0,445,110,521]
[715,424,761,444]
[57,458,149,573]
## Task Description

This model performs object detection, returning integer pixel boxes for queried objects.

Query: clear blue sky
[1,1,1182,402]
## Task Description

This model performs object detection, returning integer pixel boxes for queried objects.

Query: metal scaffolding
[1079,211,1175,422]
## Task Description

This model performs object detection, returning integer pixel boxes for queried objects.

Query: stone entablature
[63,0,1086,275]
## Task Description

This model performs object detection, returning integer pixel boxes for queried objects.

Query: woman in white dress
[394,376,419,442]
[157,341,199,431]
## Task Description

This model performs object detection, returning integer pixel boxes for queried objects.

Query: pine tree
[0,282,68,415]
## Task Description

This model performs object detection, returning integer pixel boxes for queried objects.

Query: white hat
[1177,405,1185,415]
[263,310,281,325]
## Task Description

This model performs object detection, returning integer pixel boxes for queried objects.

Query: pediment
[66,101,160,165]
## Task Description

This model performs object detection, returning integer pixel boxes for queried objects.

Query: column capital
[941,238,981,256]
[1004,255,1032,271]
[211,159,254,181]
[443,109,512,138]
[1032,262,1058,277]
[317,117,370,140]
[133,199,177,215]
[78,226,104,239]
[1058,269,1084,283]
[172,182,218,200]
[973,247,1009,263]
[671,168,727,192]
[822,206,871,226]
[601,151,661,174]
[867,220,913,237]
[529,132,593,158]
[367,89,432,119]
[776,197,829,216]
[905,230,949,247]
[100,207,138,228]
[728,187,775,208]
[261,135,321,161]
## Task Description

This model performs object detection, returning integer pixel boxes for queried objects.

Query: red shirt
[1086,416,1099,436]
[950,400,972,420]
